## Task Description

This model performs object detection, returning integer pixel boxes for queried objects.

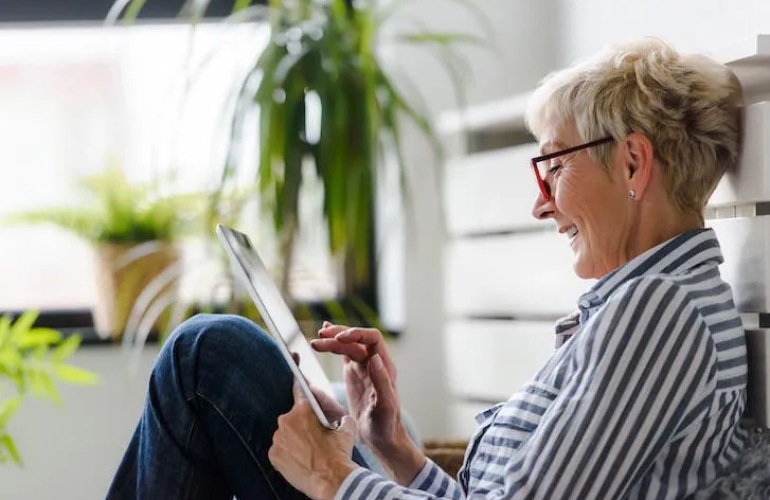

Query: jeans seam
[180,417,198,500]
[196,390,284,500]
[178,356,200,500]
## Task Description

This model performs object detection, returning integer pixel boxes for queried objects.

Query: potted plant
[0,311,98,465]
[110,0,482,322]
[5,166,206,340]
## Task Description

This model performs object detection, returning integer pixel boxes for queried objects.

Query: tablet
[216,224,339,429]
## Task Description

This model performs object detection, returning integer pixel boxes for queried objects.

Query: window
[0,24,273,311]
[0,22,403,331]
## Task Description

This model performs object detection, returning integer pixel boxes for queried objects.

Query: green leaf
[3,208,104,242]
[26,369,44,398]
[179,0,212,23]
[0,433,22,466]
[39,372,61,405]
[52,335,82,363]
[33,345,47,361]
[349,295,388,337]
[54,365,99,385]
[397,31,485,47]
[0,348,22,372]
[9,311,38,342]
[124,0,149,22]
[232,0,251,12]
[17,328,62,349]
[0,316,11,350]
[4,162,208,244]
[324,299,347,325]
[261,46,311,101]
[0,396,23,427]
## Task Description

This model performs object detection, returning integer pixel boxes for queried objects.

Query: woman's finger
[315,327,396,379]
[335,328,396,377]
[310,338,369,362]
[334,327,384,346]
[343,360,369,413]
[344,359,365,391]
[317,322,349,339]
[336,415,358,438]
[292,379,307,405]
[367,354,398,413]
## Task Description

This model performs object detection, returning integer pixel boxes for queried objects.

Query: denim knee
[155,314,287,400]
[162,313,273,358]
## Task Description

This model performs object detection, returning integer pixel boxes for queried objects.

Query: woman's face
[532,122,634,280]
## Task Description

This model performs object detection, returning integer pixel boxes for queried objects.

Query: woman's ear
[623,133,654,199]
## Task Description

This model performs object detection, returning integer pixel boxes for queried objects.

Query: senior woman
[108,38,747,499]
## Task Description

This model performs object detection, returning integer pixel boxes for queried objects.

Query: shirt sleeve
[336,277,717,500]
[335,460,464,500]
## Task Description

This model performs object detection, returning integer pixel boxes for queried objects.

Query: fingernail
[323,321,331,327]
[372,353,384,371]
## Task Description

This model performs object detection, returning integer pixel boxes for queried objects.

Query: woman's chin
[573,260,592,279]
[573,253,603,280]
[569,236,583,271]
[575,267,596,280]
[571,244,595,280]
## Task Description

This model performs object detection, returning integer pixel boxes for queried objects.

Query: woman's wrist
[317,459,357,500]
[373,431,427,486]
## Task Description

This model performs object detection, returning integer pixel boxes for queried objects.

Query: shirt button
[579,299,591,309]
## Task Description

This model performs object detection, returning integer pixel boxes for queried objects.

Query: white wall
[0,348,157,500]
[560,0,770,63]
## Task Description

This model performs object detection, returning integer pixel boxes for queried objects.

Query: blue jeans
[107,314,371,499]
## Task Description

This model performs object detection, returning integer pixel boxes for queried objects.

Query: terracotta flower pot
[92,241,180,340]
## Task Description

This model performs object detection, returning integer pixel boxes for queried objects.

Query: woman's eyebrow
[539,140,568,155]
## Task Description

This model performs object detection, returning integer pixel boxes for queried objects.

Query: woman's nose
[532,191,555,220]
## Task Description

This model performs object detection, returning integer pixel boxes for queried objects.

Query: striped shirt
[337,228,748,499]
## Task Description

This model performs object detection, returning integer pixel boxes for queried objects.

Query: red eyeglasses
[530,136,614,201]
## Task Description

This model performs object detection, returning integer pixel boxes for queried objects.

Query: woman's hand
[310,323,400,449]
[311,323,426,485]
[292,352,347,425]
[269,380,357,500]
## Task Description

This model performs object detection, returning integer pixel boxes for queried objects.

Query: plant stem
[279,215,298,307]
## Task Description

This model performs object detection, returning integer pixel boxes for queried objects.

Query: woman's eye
[547,164,562,175]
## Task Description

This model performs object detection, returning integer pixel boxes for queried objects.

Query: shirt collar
[576,228,723,317]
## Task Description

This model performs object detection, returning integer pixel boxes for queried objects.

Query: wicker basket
[92,242,179,340]
[423,440,468,479]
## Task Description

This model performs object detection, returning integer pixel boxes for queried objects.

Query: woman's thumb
[368,354,397,410]
[337,415,358,437]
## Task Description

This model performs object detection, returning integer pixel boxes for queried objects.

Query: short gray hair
[526,38,743,216]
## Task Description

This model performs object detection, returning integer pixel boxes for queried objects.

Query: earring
[628,189,636,199]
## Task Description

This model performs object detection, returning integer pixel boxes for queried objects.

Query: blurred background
[2,0,770,498]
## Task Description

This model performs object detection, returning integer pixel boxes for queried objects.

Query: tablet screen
[217,225,334,397]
